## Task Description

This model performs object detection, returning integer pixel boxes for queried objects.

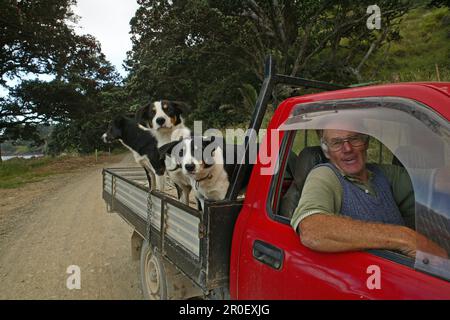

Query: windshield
[280,97,450,280]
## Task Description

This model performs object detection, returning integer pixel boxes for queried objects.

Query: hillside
[1,141,44,156]
[368,7,450,82]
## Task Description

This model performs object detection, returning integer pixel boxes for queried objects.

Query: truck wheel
[140,240,168,300]
[140,240,204,300]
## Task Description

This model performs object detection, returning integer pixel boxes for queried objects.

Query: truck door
[232,96,450,299]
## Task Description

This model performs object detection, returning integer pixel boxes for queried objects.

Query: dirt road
[0,154,143,299]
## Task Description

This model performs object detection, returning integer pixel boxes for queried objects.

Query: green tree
[1,0,128,154]
[430,0,450,7]
[126,0,417,128]
[0,0,78,86]
[46,85,129,155]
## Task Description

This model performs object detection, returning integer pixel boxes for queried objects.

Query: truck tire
[140,240,204,300]
[140,240,168,300]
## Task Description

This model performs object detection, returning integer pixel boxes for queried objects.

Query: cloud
[72,0,139,76]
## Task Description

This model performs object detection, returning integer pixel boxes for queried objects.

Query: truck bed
[102,167,243,293]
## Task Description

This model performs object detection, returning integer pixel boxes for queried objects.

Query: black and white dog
[136,100,192,204]
[135,100,190,146]
[159,136,254,210]
[101,115,165,190]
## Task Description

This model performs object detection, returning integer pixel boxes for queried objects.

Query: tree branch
[271,0,287,46]
[290,1,331,76]
[297,14,369,74]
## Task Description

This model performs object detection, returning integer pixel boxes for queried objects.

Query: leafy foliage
[0,0,127,153]
[0,0,77,84]
[126,0,419,128]
[1,0,448,156]
[429,0,450,7]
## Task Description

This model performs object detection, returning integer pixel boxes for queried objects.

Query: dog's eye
[179,149,184,157]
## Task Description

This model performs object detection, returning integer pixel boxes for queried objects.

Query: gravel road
[0,154,143,299]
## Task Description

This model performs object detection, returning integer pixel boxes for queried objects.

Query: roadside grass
[0,152,125,189]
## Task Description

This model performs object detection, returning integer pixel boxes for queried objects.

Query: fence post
[435,64,441,82]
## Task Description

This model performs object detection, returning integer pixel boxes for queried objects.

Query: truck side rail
[102,167,242,292]
[103,167,149,237]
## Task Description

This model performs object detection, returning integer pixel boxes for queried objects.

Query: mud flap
[131,230,143,261]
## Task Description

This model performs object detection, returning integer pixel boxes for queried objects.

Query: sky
[72,0,139,77]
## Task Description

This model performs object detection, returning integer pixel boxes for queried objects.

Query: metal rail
[103,168,202,257]
[226,55,348,200]
[102,167,244,290]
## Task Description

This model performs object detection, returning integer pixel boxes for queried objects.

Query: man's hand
[399,228,448,259]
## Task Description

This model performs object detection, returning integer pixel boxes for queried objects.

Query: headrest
[279,146,327,219]
[293,146,328,193]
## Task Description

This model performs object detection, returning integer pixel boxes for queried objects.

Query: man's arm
[298,213,448,258]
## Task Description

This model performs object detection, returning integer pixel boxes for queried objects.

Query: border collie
[102,115,165,190]
[135,100,190,147]
[159,136,254,210]
[136,100,192,204]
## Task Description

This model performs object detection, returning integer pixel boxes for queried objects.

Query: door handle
[253,240,284,270]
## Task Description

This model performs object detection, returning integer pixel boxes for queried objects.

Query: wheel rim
[144,251,162,299]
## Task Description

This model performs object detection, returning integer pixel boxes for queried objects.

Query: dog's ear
[113,115,126,127]
[202,136,219,165]
[202,135,216,148]
[135,103,151,126]
[109,116,126,138]
[158,139,183,159]
[170,100,191,114]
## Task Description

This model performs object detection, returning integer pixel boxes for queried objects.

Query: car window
[276,97,450,281]
[291,129,321,155]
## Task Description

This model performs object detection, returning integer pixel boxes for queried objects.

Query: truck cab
[231,82,450,299]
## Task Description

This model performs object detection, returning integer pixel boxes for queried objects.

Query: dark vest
[318,163,405,226]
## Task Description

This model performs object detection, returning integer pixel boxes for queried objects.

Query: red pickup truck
[103,57,450,299]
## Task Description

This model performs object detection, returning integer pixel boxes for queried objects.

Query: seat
[279,146,327,218]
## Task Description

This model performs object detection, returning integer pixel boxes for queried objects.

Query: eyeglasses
[323,134,369,152]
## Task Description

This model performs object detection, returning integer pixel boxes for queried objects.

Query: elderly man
[291,129,448,258]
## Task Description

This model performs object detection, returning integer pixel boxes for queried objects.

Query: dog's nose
[184,163,195,172]
[156,117,166,125]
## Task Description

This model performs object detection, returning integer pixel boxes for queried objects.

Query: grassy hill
[1,141,44,156]
[368,6,450,82]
